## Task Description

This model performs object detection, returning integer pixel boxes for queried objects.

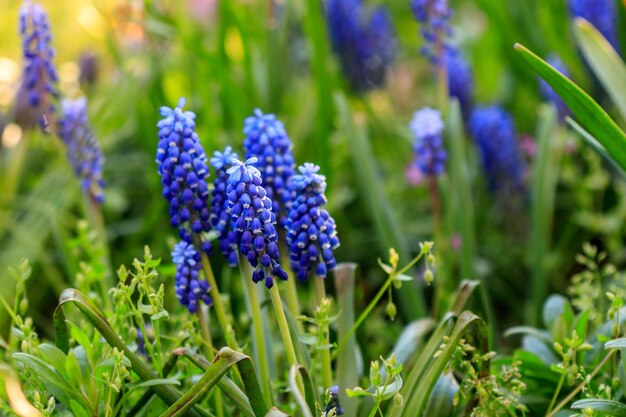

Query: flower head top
[286,163,340,282]
[411,0,451,65]
[468,106,524,193]
[410,108,447,176]
[326,0,396,92]
[540,54,571,121]
[57,97,105,203]
[569,0,617,49]
[226,158,288,289]
[19,1,59,127]
[156,98,211,251]
[210,146,239,266]
[172,240,212,313]
[445,47,474,118]
[243,109,296,225]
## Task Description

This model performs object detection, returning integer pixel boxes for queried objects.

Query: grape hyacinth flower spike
[172,241,212,313]
[326,0,396,91]
[57,97,105,203]
[286,163,340,282]
[468,106,524,193]
[411,0,451,65]
[209,146,239,266]
[19,0,59,128]
[155,98,212,253]
[243,109,296,226]
[226,157,288,289]
[410,108,447,176]
[445,47,474,118]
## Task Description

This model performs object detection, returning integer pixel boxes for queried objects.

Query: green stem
[313,277,332,390]
[269,284,298,368]
[197,308,215,357]
[280,250,303,332]
[199,252,240,351]
[546,349,616,417]
[241,263,273,405]
[545,372,565,416]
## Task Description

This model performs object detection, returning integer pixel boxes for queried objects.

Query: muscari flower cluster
[226,158,288,289]
[326,0,396,92]
[324,386,345,416]
[445,47,474,118]
[409,108,447,176]
[540,54,571,121]
[468,106,524,193]
[568,0,617,49]
[210,146,239,267]
[172,241,212,313]
[411,0,451,64]
[57,97,105,203]
[19,0,58,126]
[285,163,340,282]
[156,98,212,312]
[243,109,295,224]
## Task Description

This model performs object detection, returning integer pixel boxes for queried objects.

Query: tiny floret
[286,163,340,282]
[57,97,105,203]
[410,108,447,176]
[172,241,212,313]
[411,0,452,65]
[226,158,288,289]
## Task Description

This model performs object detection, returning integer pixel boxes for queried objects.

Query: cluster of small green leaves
[448,338,527,417]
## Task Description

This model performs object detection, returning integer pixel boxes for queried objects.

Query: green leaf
[37,343,68,378]
[288,365,316,417]
[160,348,267,417]
[574,18,626,121]
[542,295,568,329]
[69,399,90,417]
[571,399,626,416]
[567,118,626,179]
[514,43,626,171]
[12,353,74,394]
[65,350,84,389]
[423,374,458,417]
[606,338,626,349]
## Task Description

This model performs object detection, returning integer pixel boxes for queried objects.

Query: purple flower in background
[286,163,340,282]
[569,0,618,49]
[226,158,288,289]
[411,0,451,65]
[19,1,59,127]
[539,54,571,121]
[57,97,105,203]
[172,241,212,313]
[210,146,239,266]
[468,106,525,193]
[326,0,396,91]
[410,108,447,176]
[155,98,212,253]
[445,47,474,118]
[243,109,296,226]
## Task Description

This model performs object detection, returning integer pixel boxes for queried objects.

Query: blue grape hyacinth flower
[210,146,239,267]
[410,108,447,176]
[172,241,212,313]
[468,106,524,193]
[326,0,396,92]
[411,0,452,65]
[226,157,288,289]
[156,98,212,252]
[445,47,474,118]
[57,97,105,203]
[569,0,617,49]
[540,54,571,121]
[286,163,340,282]
[243,109,296,225]
[19,1,59,127]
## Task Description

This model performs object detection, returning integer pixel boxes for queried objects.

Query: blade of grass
[514,43,626,171]
[574,18,626,121]
[288,365,316,417]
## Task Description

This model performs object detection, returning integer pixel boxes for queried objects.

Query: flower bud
[386,302,397,321]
